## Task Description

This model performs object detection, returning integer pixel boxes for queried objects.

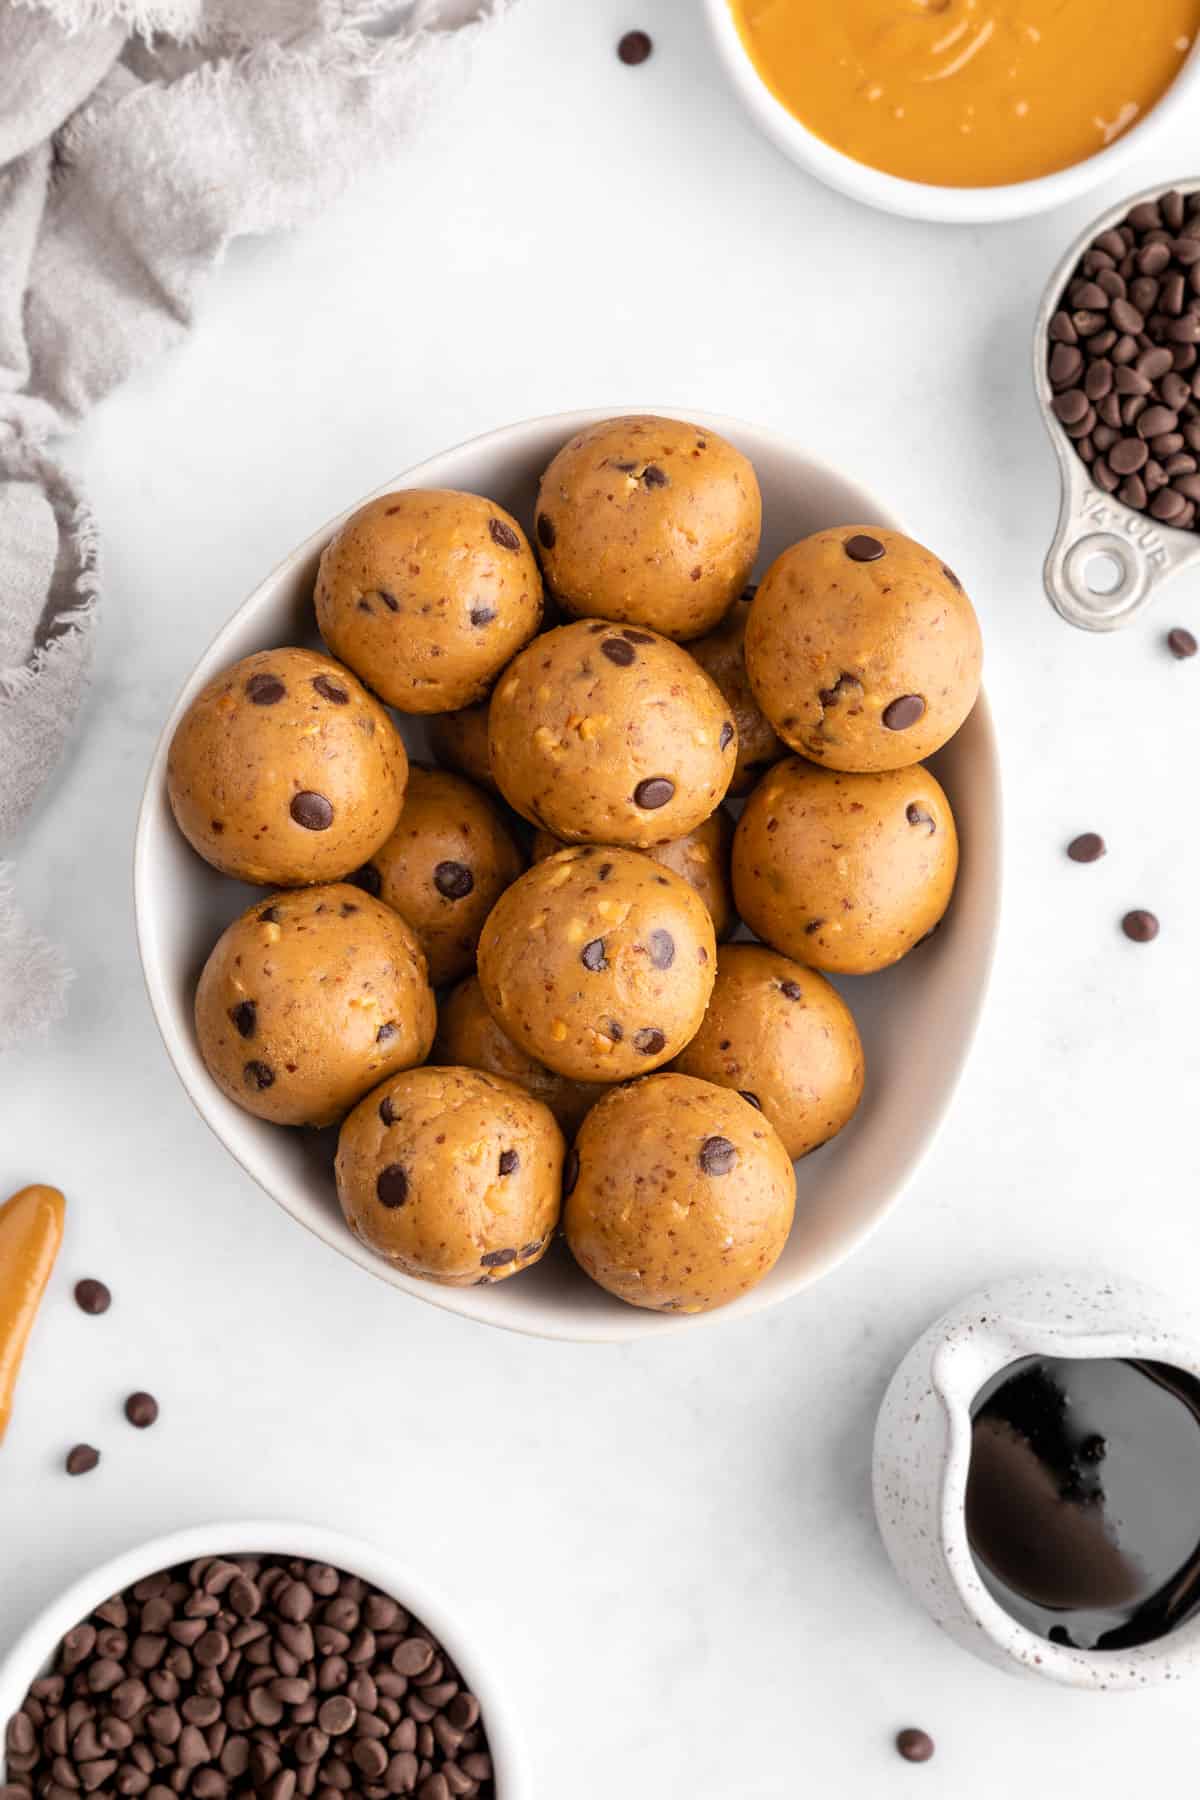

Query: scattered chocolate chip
[698,1135,737,1176]
[896,1728,934,1764]
[433,860,474,901]
[633,777,674,809]
[290,792,333,831]
[601,637,636,666]
[906,803,935,834]
[1122,909,1160,942]
[581,937,608,972]
[882,694,926,731]
[243,1061,275,1090]
[1067,832,1106,862]
[633,1027,666,1055]
[536,512,556,549]
[376,1165,409,1208]
[719,721,734,749]
[498,1150,519,1177]
[230,1000,257,1038]
[488,517,520,552]
[311,675,348,705]
[1168,626,1198,657]
[66,1444,100,1476]
[351,863,382,898]
[246,672,285,705]
[563,1149,580,1195]
[469,606,496,626]
[74,1279,111,1316]
[845,533,885,562]
[641,463,668,486]
[125,1393,159,1430]
[617,28,653,63]
[647,929,675,969]
[480,1248,516,1268]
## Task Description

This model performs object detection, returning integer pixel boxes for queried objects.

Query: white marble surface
[4,0,1200,1790]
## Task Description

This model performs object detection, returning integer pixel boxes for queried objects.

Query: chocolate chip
[317,1697,356,1736]
[600,637,636,666]
[779,979,803,999]
[641,463,668,487]
[352,863,382,897]
[258,905,280,923]
[125,1393,159,1430]
[376,1021,399,1046]
[1168,626,1198,657]
[536,512,556,548]
[622,628,656,643]
[230,1000,257,1038]
[312,675,349,705]
[498,1150,519,1177]
[633,1027,666,1055]
[563,1149,580,1196]
[1122,908,1160,942]
[738,1091,762,1110]
[433,861,474,900]
[617,28,652,63]
[290,792,333,831]
[601,1018,623,1042]
[845,533,885,562]
[469,606,496,626]
[243,1061,274,1090]
[379,1096,396,1125]
[882,694,925,731]
[896,1728,934,1763]
[66,1444,100,1476]
[480,1248,516,1268]
[698,1135,737,1176]
[488,517,520,551]
[906,803,935,834]
[718,720,734,750]
[647,929,675,968]
[375,588,401,612]
[74,1279,111,1316]
[376,1165,409,1208]
[633,777,674,809]
[246,672,285,705]
[597,861,613,879]
[1067,832,1106,862]
[580,937,608,972]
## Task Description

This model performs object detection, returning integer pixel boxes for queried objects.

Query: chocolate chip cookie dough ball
[336,1067,563,1285]
[565,1074,794,1313]
[732,758,957,975]
[488,620,735,846]
[195,885,435,1127]
[689,586,786,795]
[428,698,497,794]
[352,766,525,987]
[535,416,761,640]
[744,528,982,772]
[315,489,543,713]
[167,648,407,886]
[434,975,602,1136]
[532,808,737,942]
[477,846,716,1082]
[671,946,864,1159]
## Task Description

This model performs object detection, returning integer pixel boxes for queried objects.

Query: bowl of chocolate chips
[0,1524,524,1800]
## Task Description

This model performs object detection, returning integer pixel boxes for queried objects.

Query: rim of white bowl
[133,404,1002,1344]
[703,0,1200,225]
[0,1521,527,1795]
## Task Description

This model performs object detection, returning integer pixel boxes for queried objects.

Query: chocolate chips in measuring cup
[1048,189,1200,531]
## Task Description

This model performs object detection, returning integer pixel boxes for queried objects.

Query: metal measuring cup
[1035,178,1200,632]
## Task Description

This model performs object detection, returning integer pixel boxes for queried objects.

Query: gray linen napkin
[0,0,505,1051]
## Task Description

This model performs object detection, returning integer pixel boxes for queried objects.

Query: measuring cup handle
[1044,448,1189,631]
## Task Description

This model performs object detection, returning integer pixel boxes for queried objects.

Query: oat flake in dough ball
[689,585,786,795]
[195,884,435,1127]
[532,808,737,943]
[434,975,603,1137]
[488,620,735,847]
[167,647,407,886]
[352,766,525,987]
[428,698,497,794]
[732,758,958,975]
[744,527,982,772]
[671,945,864,1160]
[534,415,761,640]
[477,846,716,1083]
[336,1066,563,1285]
[315,489,543,713]
[565,1073,795,1313]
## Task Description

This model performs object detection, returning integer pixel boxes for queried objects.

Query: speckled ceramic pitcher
[873,1273,1200,1689]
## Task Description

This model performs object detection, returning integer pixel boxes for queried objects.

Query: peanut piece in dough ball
[535,415,761,640]
[689,585,786,795]
[531,808,737,943]
[195,885,435,1127]
[352,766,525,987]
[336,1067,563,1286]
[732,758,958,974]
[488,620,735,847]
[477,846,716,1082]
[434,975,603,1137]
[565,1074,794,1313]
[671,945,864,1159]
[167,647,406,886]
[428,699,497,794]
[315,489,543,713]
[745,527,982,773]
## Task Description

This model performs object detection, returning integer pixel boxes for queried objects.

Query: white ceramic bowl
[704,0,1200,224]
[0,1521,526,1792]
[134,406,1001,1343]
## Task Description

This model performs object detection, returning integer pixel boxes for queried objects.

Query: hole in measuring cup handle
[1061,532,1146,623]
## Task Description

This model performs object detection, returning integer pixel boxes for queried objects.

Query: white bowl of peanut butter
[707,0,1200,223]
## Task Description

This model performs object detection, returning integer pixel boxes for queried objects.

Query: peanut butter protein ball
[689,584,785,795]
[434,975,603,1136]
[532,808,737,942]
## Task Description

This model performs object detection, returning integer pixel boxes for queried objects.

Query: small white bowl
[0,1521,526,1792]
[133,406,1001,1343]
[704,0,1200,224]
